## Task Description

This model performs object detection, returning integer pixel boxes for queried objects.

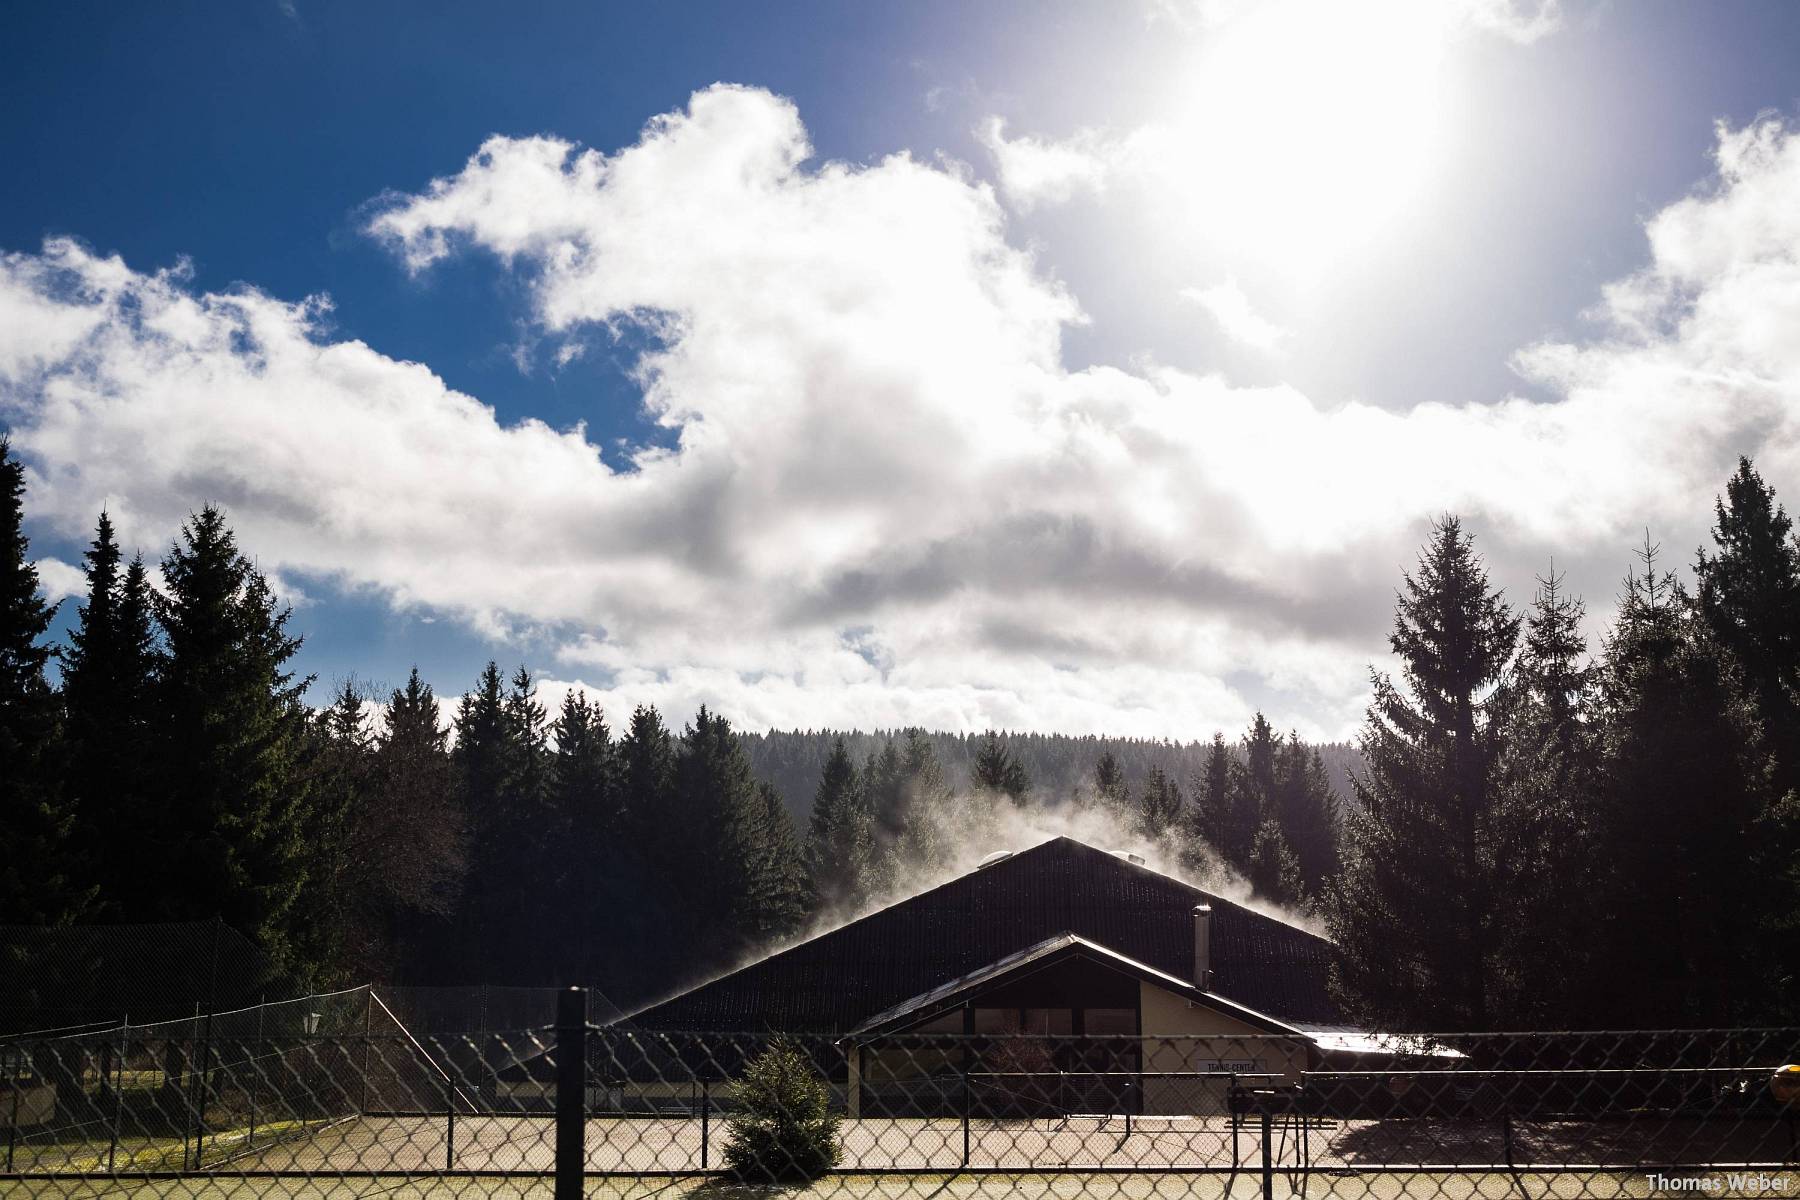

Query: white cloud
[4,91,1800,740]
[976,117,1118,212]
[1181,279,1292,352]
[32,556,85,605]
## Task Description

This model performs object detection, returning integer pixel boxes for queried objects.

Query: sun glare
[1165,0,1455,280]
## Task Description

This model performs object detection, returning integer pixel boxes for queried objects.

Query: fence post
[445,1066,456,1171]
[361,988,372,1114]
[700,1077,710,1171]
[960,1056,971,1168]
[248,1001,263,1149]
[109,1021,126,1172]
[1260,1109,1273,1200]
[555,986,588,1200]
[6,1070,19,1172]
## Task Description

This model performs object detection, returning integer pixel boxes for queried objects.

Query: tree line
[1329,460,1800,1029]
[5,432,1798,1026]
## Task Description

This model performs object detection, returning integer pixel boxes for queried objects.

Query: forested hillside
[741,730,1363,824]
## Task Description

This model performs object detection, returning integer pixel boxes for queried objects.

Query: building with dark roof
[614,837,1354,1116]
[625,835,1345,1036]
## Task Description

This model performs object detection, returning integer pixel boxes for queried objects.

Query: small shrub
[720,1039,843,1182]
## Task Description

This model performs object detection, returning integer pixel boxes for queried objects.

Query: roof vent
[1108,849,1146,866]
[975,850,1014,871]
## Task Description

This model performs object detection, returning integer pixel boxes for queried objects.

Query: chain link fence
[5,989,1800,1197]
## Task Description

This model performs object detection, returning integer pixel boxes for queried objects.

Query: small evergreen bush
[721,1039,843,1182]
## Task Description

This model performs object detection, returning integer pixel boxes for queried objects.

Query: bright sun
[1162,0,1456,281]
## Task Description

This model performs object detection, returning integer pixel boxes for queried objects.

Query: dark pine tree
[1488,568,1604,1024]
[0,439,85,924]
[366,669,466,981]
[1247,817,1304,908]
[1093,750,1130,816]
[292,678,373,983]
[971,732,1032,800]
[1224,714,1280,872]
[611,703,680,998]
[1596,539,1776,1024]
[673,708,807,969]
[1696,457,1800,799]
[1135,765,1184,841]
[60,515,159,917]
[1328,516,1519,1030]
[1272,734,1339,896]
[148,505,315,980]
[805,735,874,911]
[551,689,628,986]
[1184,733,1232,866]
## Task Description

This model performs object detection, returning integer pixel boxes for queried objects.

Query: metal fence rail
[3,989,1798,1197]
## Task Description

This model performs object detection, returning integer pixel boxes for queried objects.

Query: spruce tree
[1696,457,1800,798]
[1328,516,1519,1030]
[0,439,85,924]
[1135,765,1184,841]
[1093,751,1130,815]
[805,736,874,910]
[448,662,512,974]
[1247,817,1304,908]
[620,703,676,845]
[1488,568,1603,1024]
[60,515,160,917]
[148,505,314,978]
[674,708,807,966]
[971,732,1031,800]
[1596,539,1773,1024]
[364,668,466,979]
[293,678,373,983]
[1185,733,1232,864]
[894,729,954,870]
[1224,715,1280,871]
[611,703,679,995]
[1272,735,1339,894]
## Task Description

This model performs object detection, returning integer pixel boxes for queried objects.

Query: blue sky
[6,1,1800,738]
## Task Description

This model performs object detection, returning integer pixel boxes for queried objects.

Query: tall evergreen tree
[1272,735,1339,894]
[673,708,808,967]
[894,729,954,870]
[805,736,874,910]
[971,732,1031,800]
[292,678,373,983]
[1185,733,1232,862]
[552,690,617,898]
[1135,765,1184,841]
[364,668,466,979]
[0,439,84,924]
[1488,568,1603,1024]
[1696,457,1800,798]
[1329,516,1520,1030]
[60,515,159,916]
[1093,751,1130,815]
[450,664,553,979]
[1596,539,1774,1024]
[1223,715,1280,871]
[620,703,676,845]
[148,505,315,979]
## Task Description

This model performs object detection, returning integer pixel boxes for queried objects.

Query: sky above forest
[5,0,1800,740]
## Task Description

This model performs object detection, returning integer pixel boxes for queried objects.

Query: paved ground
[4,1169,1797,1199]
[209,1113,1796,1175]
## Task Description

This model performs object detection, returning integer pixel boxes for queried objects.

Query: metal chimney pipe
[1193,904,1213,991]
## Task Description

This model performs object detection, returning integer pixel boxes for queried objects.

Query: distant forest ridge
[740,729,1364,824]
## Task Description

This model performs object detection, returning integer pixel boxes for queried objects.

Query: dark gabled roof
[622,836,1345,1032]
[847,932,1307,1039]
